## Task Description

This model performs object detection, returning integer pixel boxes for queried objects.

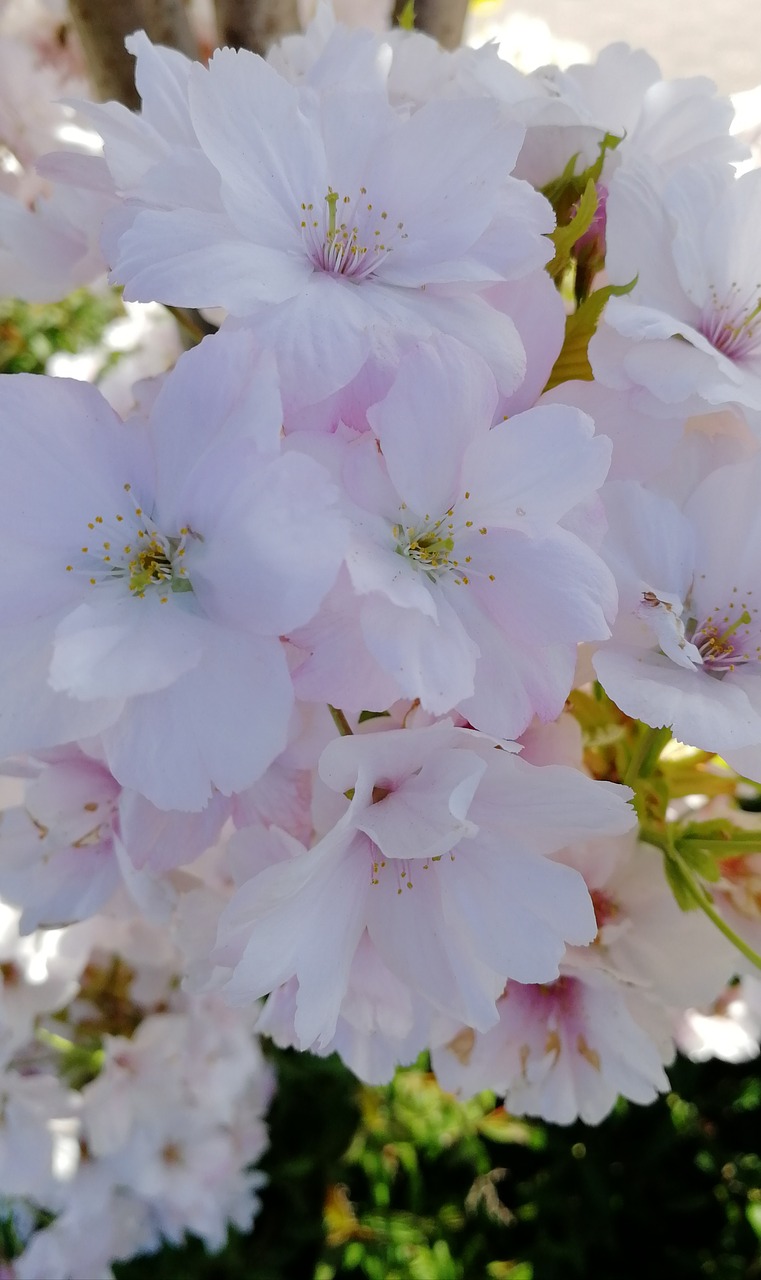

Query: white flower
[94,32,552,407]
[215,721,633,1049]
[0,331,346,808]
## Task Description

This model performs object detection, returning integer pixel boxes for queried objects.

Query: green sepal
[674,839,722,884]
[540,131,623,217]
[675,818,761,870]
[544,275,637,391]
[357,710,391,724]
[662,851,701,913]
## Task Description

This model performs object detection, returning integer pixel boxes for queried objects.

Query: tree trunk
[213,0,300,54]
[68,0,144,106]
[141,0,199,59]
[68,0,200,107]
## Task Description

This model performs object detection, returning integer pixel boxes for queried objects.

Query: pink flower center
[699,285,761,362]
[689,595,761,674]
[300,187,407,282]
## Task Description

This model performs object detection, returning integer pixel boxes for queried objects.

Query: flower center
[699,285,761,363]
[642,587,761,677]
[720,857,761,920]
[687,592,761,675]
[391,492,496,588]
[65,483,198,603]
[590,888,620,932]
[300,186,407,282]
[395,519,458,580]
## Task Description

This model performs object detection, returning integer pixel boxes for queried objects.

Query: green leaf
[588,131,624,183]
[547,178,598,281]
[543,275,637,390]
[358,710,391,724]
[397,0,415,29]
[540,152,582,212]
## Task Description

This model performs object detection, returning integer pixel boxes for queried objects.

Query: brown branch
[140,0,199,59]
[393,0,470,49]
[213,0,300,54]
[68,0,143,106]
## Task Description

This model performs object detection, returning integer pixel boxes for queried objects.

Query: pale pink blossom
[432,966,671,1123]
[591,161,761,429]
[293,337,616,737]
[95,32,552,407]
[514,44,742,189]
[0,330,346,809]
[593,464,761,766]
[215,721,633,1049]
[675,978,761,1064]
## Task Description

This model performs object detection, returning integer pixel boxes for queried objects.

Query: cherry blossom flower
[0,331,346,809]
[0,746,230,932]
[591,162,761,428]
[215,721,634,1049]
[293,337,616,737]
[594,465,761,766]
[513,43,742,190]
[432,965,671,1124]
[94,32,553,407]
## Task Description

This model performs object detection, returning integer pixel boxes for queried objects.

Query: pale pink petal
[460,405,612,534]
[360,590,479,713]
[50,595,206,700]
[101,630,293,810]
[366,336,497,518]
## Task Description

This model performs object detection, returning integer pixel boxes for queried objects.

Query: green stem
[681,871,761,973]
[678,837,761,855]
[36,1026,75,1053]
[624,725,671,788]
[328,705,353,737]
[639,827,670,855]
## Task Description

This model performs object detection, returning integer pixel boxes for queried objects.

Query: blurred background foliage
[5,288,761,1279]
[111,1046,761,1280]
[0,290,124,375]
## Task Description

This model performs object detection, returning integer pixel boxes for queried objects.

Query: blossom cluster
[0,889,272,1278]
[3,0,761,1272]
